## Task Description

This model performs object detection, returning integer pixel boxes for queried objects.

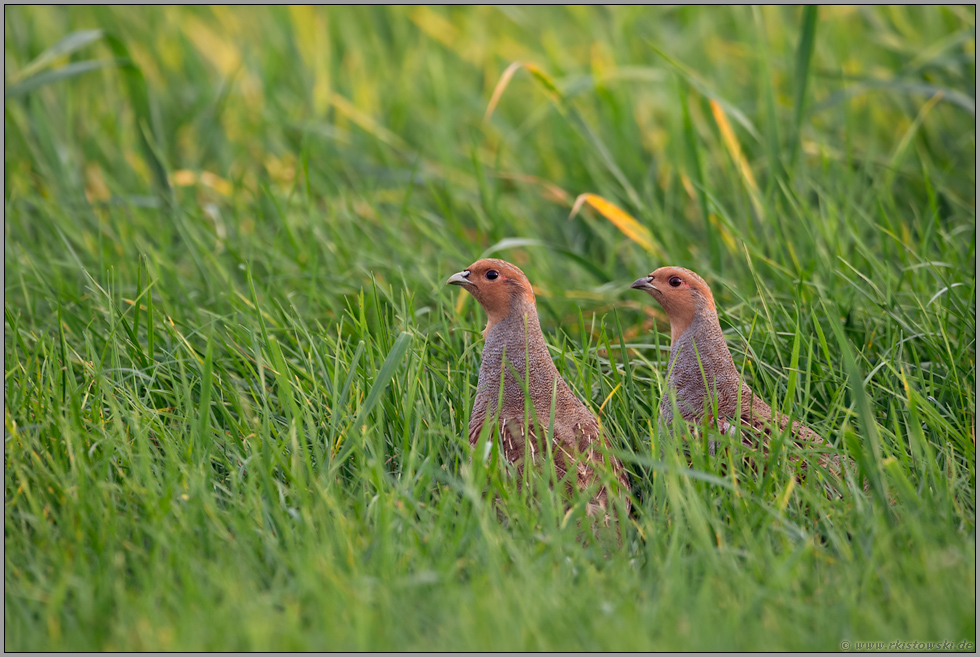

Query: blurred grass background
[4,5,976,651]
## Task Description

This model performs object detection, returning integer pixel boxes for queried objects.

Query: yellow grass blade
[710,99,763,219]
[409,6,460,51]
[598,382,622,416]
[521,63,562,99]
[410,7,483,66]
[171,170,233,196]
[484,61,562,125]
[454,288,469,315]
[288,5,331,114]
[184,18,241,76]
[777,477,796,511]
[569,193,663,257]
[709,214,738,254]
[596,381,622,447]
[484,61,524,125]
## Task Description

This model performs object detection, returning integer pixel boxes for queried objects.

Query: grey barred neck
[484,306,550,369]
[667,309,730,369]
[484,299,543,359]
[477,300,560,415]
[488,294,539,333]
[661,309,740,425]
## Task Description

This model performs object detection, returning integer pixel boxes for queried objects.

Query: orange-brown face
[446,258,536,328]
[630,266,716,342]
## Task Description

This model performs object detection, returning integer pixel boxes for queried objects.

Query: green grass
[4,5,976,651]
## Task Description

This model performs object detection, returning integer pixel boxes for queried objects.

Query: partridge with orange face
[448,258,630,514]
[631,266,843,479]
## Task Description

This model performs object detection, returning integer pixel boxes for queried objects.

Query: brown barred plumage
[449,259,630,517]
[633,266,851,488]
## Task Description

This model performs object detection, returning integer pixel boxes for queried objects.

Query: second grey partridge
[631,266,845,482]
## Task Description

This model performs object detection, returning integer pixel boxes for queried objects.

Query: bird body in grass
[631,266,844,481]
[448,258,630,516]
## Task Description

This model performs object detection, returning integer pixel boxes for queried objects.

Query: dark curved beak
[631,276,655,291]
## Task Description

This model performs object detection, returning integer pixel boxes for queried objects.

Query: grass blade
[648,41,762,142]
[569,193,663,257]
[5,58,126,98]
[678,78,717,268]
[332,332,413,465]
[8,28,106,82]
[753,5,783,183]
[789,5,819,167]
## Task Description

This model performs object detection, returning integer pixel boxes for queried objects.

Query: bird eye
[485,270,499,280]
[668,276,682,288]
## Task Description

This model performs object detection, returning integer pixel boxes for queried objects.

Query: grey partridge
[631,266,844,482]
[448,258,630,515]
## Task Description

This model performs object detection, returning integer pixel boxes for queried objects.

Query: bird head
[631,266,717,343]
[447,258,536,332]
